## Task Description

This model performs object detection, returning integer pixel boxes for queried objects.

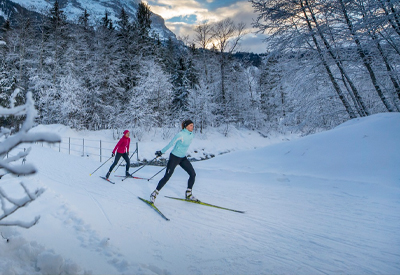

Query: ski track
[51,197,133,272]
[83,186,113,226]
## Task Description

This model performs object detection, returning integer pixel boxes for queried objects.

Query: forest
[0,0,399,137]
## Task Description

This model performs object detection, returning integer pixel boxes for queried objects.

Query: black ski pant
[156,153,196,191]
[108,152,130,173]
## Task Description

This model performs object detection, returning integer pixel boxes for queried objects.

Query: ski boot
[185,188,199,201]
[150,190,159,203]
[105,171,111,179]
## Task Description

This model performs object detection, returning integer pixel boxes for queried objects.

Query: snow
[0,113,399,274]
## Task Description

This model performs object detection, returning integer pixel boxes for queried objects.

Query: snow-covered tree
[125,59,172,135]
[210,18,247,124]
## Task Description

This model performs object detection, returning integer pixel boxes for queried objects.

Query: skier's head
[123,130,130,137]
[182,119,194,131]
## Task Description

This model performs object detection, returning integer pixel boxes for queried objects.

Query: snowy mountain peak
[3,0,177,41]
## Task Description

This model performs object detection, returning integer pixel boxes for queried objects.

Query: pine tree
[135,1,152,42]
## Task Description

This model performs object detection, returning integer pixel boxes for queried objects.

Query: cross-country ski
[99,176,115,184]
[115,175,149,180]
[138,197,170,221]
[164,196,245,213]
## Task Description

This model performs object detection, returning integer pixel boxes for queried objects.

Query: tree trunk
[379,0,400,36]
[305,0,369,116]
[300,0,357,119]
[338,0,395,112]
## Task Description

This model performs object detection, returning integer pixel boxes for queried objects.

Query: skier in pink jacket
[106,130,131,178]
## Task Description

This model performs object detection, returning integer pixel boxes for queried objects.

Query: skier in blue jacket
[150,119,197,203]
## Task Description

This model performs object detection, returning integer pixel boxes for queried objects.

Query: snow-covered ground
[0,113,399,274]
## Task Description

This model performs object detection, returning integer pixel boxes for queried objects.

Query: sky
[144,0,267,54]
[1,113,399,274]
[7,0,266,54]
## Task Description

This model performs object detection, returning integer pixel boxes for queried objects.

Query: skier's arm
[161,132,183,154]
[113,138,123,154]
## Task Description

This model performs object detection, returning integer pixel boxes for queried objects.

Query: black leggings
[156,153,196,191]
[108,152,130,173]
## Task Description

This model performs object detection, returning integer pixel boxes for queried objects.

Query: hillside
[1,0,177,41]
[0,113,399,274]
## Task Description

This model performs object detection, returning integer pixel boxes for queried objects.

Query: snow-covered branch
[0,90,61,175]
[0,89,61,228]
[0,183,44,228]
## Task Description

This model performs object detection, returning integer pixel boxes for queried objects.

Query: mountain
[0,0,177,41]
[0,0,42,26]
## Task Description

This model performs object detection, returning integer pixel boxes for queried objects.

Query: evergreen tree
[135,1,152,42]
[88,10,121,129]
[31,0,70,124]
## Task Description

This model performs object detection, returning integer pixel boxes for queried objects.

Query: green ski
[138,197,170,221]
[164,196,245,214]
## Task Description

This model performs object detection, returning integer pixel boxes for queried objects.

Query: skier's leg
[108,153,122,172]
[106,153,122,178]
[155,154,181,191]
[180,157,196,189]
[122,153,130,174]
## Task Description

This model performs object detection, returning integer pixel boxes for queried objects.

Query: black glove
[155,150,162,157]
[112,153,115,157]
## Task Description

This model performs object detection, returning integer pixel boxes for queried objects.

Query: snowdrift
[197,113,400,185]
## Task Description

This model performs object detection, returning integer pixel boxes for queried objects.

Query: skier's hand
[155,151,162,157]
[112,153,115,157]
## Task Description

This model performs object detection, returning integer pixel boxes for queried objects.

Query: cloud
[145,0,267,53]
[146,0,207,19]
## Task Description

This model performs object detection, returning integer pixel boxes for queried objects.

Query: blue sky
[144,0,267,54]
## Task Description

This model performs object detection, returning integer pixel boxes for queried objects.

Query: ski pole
[122,156,160,181]
[89,156,113,176]
[147,166,166,181]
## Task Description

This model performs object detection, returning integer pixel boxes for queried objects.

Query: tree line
[250,0,400,133]
[0,0,399,138]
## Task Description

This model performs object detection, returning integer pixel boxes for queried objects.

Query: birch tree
[209,18,247,127]
[336,0,396,112]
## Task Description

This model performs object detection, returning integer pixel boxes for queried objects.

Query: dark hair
[182,119,193,129]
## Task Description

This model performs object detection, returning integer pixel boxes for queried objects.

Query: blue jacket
[161,128,194,158]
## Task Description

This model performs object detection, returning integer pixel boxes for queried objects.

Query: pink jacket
[113,135,130,154]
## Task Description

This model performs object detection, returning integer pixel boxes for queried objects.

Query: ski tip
[138,196,149,202]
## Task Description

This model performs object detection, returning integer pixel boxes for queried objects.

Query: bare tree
[210,18,247,122]
[304,0,369,116]
[358,0,400,104]
[337,0,396,112]
[194,21,214,50]
[378,0,400,37]
[194,21,214,78]
[0,88,61,228]
[299,0,357,119]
